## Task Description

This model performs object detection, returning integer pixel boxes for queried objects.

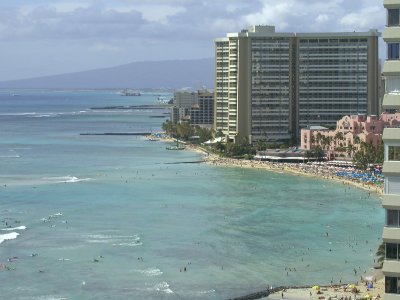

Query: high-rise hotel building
[382,0,400,298]
[214,26,380,143]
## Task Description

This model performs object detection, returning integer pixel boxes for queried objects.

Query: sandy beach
[162,141,385,300]
[183,144,385,300]
[267,277,384,300]
[198,152,383,196]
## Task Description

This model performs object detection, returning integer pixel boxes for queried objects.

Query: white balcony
[383,294,400,300]
[383,128,400,143]
[383,194,400,209]
[383,94,400,109]
[384,26,400,42]
[384,0,400,9]
[383,259,400,276]
[383,60,400,76]
[383,227,400,242]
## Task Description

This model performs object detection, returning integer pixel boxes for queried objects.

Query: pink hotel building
[300,113,400,158]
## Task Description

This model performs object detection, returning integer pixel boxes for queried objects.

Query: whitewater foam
[112,241,143,246]
[0,154,20,158]
[0,232,20,244]
[139,268,163,277]
[35,296,68,300]
[42,176,92,184]
[1,226,26,231]
[152,281,173,294]
[86,234,141,246]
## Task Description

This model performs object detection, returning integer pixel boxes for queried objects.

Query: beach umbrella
[347,284,356,289]
[312,285,320,290]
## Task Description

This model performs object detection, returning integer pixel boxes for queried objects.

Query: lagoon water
[0,90,383,299]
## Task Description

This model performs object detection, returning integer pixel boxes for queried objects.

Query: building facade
[171,90,214,127]
[300,113,399,159]
[171,91,197,123]
[190,90,214,128]
[382,0,400,298]
[214,26,380,144]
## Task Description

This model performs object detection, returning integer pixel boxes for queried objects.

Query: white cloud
[88,43,123,53]
[111,4,186,24]
[340,6,384,31]
[0,0,388,81]
[316,14,330,24]
[243,0,381,32]
[244,2,292,30]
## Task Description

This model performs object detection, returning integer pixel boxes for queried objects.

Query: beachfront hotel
[214,26,380,143]
[300,113,400,159]
[171,89,214,128]
[382,0,400,298]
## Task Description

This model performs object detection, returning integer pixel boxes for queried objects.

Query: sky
[0,0,386,81]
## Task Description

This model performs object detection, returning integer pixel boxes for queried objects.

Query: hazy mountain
[0,58,214,90]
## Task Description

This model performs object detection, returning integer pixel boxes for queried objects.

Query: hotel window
[387,209,400,227]
[387,177,400,194]
[388,9,400,26]
[385,277,400,294]
[386,243,399,260]
[388,146,400,161]
[388,43,400,60]
[386,76,400,94]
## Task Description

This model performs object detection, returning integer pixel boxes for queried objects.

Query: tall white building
[214,26,380,143]
[382,0,400,298]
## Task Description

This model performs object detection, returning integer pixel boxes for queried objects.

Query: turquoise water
[0,90,383,299]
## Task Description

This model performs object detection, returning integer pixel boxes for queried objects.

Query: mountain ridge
[0,58,214,89]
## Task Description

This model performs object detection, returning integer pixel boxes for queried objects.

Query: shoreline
[182,143,385,300]
[204,155,383,196]
[161,139,384,299]
[180,142,383,196]
[229,279,385,300]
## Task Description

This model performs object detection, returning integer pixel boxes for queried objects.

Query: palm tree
[315,132,323,148]
[347,144,354,157]
[334,131,345,145]
[376,242,385,268]
[255,140,266,152]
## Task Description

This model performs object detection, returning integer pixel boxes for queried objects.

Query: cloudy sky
[0,0,385,81]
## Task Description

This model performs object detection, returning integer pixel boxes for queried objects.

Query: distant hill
[0,58,214,90]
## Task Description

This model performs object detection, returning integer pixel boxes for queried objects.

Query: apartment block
[382,0,400,298]
[171,90,214,127]
[190,90,214,128]
[214,26,380,143]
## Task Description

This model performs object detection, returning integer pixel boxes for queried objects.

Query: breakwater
[80,132,151,136]
[90,104,171,110]
[229,286,286,300]
[230,285,320,300]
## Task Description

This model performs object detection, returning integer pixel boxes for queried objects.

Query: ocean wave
[86,234,139,239]
[90,110,133,114]
[112,241,142,247]
[86,234,141,246]
[196,289,216,295]
[152,281,174,294]
[0,112,37,116]
[35,296,68,300]
[31,114,56,118]
[0,111,88,118]
[1,226,26,231]
[0,149,20,159]
[0,155,20,158]
[41,176,92,183]
[139,268,163,277]
[0,232,19,244]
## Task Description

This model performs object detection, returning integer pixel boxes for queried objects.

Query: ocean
[0,90,383,300]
